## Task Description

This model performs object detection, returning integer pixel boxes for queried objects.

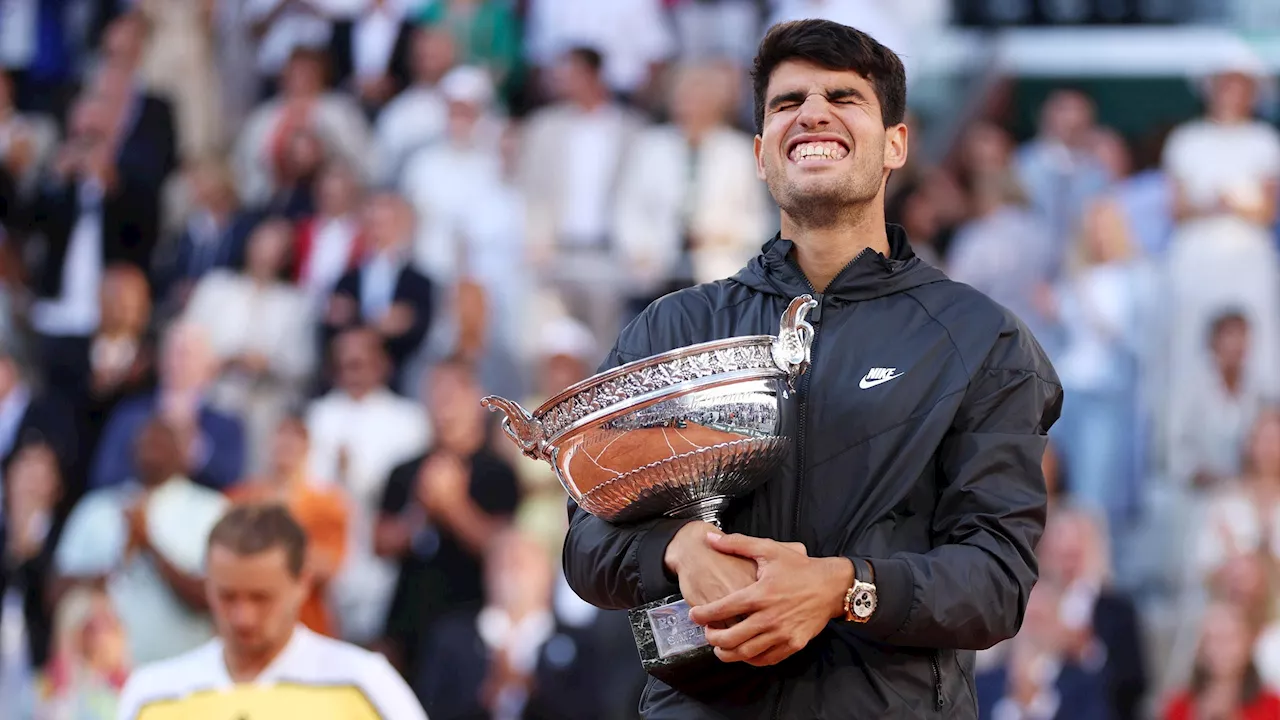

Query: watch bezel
[850,581,877,620]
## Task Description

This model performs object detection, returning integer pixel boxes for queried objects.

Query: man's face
[134,421,182,483]
[363,196,409,251]
[1213,320,1250,373]
[334,332,384,396]
[755,61,906,226]
[206,546,305,658]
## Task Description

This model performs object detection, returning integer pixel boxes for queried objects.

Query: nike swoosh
[859,373,904,390]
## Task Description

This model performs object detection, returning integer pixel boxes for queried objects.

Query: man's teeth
[790,141,848,161]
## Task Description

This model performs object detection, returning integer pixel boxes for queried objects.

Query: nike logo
[859,367,904,389]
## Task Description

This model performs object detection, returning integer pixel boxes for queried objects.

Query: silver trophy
[482,295,817,680]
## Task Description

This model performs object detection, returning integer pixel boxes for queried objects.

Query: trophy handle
[480,396,547,460]
[771,294,818,388]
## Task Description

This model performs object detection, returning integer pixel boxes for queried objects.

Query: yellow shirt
[116,626,427,720]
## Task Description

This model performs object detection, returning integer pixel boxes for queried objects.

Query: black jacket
[561,226,1063,719]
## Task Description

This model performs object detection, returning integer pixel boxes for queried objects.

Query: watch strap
[852,557,875,585]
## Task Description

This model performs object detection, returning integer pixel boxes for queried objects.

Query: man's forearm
[562,500,687,609]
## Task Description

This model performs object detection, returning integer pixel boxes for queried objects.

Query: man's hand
[664,522,757,628]
[376,302,416,337]
[124,500,150,558]
[665,525,807,630]
[689,533,853,667]
[415,453,470,520]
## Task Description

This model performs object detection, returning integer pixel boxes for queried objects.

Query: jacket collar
[734,224,944,302]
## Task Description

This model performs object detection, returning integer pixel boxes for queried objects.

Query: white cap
[538,315,597,363]
[440,65,495,107]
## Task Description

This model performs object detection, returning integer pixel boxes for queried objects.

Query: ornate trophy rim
[533,333,776,419]
[481,295,817,462]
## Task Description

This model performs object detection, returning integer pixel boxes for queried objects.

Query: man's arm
[850,323,1062,649]
[695,320,1062,661]
[189,414,245,490]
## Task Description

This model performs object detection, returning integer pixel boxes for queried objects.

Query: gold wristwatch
[843,558,878,623]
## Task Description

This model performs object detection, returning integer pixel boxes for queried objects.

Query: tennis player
[116,503,427,720]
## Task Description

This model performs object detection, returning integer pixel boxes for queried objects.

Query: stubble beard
[767,159,883,230]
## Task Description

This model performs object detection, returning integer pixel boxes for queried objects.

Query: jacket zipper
[931,652,946,710]
[787,248,868,541]
[771,250,868,720]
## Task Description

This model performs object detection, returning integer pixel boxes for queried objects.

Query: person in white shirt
[1162,64,1280,455]
[373,26,458,184]
[115,503,427,720]
[306,327,428,643]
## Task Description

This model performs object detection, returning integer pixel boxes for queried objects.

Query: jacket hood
[731,224,946,302]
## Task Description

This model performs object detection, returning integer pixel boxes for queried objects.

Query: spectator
[1163,64,1280,449]
[1014,89,1112,257]
[305,327,428,644]
[372,27,457,184]
[1164,601,1280,720]
[88,49,179,205]
[614,60,769,316]
[90,322,245,492]
[1169,311,1263,490]
[0,69,59,202]
[322,192,435,389]
[54,418,228,666]
[327,0,415,114]
[415,0,521,97]
[293,161,367,310]
[227,416,349,637]
[523,0,675,102]
[0,344,79,499]
[1039,507,1148,720]
[0,444,68,674]
[376,357,518,682]
[21,94,159,414]
[243,0,332,98]
[36,585,129,720]
[1193,408,1280,580]
[234,48,371,206]
[1046,199,1155,530]
[154,157,258,314]
[83,264,157,488]
[1112,124,1175,258]
[975,582,1114,720]
[114,9,223,161]
[520,47,645,343]
[945,122,1059,354]
[415,528,612,720]
[184,217,313,472]
[401,65,507,289]
[504,314,597,577]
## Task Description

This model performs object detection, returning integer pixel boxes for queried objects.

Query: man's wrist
[663,520,715,576]
[826,556,856,620]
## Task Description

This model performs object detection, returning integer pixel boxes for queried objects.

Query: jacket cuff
[636,518,690,602]
[853,556,914,639]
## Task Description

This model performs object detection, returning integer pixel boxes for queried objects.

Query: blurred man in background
[115,503,427,719]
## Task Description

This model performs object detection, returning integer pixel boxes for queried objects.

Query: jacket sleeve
[560,311,690,610]
[852,321,1063,650]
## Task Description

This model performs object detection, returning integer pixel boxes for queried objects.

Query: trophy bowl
[481,295,817,681]
[481,295,817,529]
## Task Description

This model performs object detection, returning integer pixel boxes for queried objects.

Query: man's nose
[796,94,834,129]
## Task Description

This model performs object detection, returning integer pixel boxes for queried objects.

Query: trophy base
[629,593,717,684]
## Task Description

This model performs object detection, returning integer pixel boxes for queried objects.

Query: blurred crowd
[0,0,1277,718]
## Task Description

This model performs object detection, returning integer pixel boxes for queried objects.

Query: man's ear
[883,123,908,171]
[754,135,767,181]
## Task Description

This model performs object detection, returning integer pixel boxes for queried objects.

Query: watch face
[852,587,876,619]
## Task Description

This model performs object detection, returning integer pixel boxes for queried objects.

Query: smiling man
[560,19,1064,719]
